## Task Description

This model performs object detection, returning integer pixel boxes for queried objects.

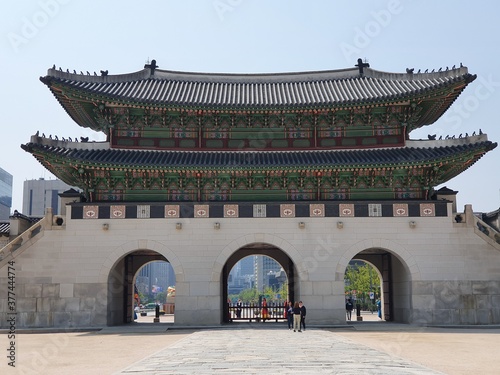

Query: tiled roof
[41,65,474,109]
[22,140,496,170]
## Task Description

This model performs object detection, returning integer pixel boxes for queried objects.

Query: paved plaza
[2,315,500,374]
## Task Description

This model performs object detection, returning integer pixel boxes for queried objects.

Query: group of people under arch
[286,301,306,332]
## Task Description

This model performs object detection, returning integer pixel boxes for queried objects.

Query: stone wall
[1,202,499,328]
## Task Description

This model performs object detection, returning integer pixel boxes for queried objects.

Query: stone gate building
[1,60,499,328]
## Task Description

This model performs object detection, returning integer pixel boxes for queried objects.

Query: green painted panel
[382,137,399,144]
[138,139,155,147]
[206,140,224,148]
[143,128,169,138]
[122,190,167,202]
[159,139,175,147]
[350,188,393,200]
[228,140,244,148]
[346,126,372,137]
[271,140,288,148]
[320,139,337,147]
[341,138,356,146]
[249,139,267,148]
[293,139,310,148]
[116,139,134,146]
[231,128,285,140]
[361,138,377,145]
[231,190,287,201]
[179,139,196,148]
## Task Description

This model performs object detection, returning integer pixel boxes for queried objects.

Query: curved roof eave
[40,65,474,111]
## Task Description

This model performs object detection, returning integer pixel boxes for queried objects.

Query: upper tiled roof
[41,63,474,110]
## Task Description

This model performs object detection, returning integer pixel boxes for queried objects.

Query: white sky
[1,0,499,213]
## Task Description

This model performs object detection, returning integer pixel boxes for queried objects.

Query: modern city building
[0,167,13,220]
[136,261,175,298]
[254,255,282,292]
[1,59,499,329]
[22,178,80,217]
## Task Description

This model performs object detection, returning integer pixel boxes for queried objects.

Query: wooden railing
[228,302,288,322]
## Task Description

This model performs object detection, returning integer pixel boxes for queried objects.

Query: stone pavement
[117,327,443,374]
[3,318,500,375]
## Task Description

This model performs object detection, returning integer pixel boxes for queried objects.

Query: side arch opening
[345,248,412,323]
[107,250,175,325]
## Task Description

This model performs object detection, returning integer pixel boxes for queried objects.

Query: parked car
[142,303,157,310]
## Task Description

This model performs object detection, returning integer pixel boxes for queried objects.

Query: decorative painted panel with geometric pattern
[253,204,266,218]
[280,204,295,218]
[137,205,150,218]
[339,204,355,217]
[165,205,180,218]
[224,204,239,218]
[83,205,99,219]
[111,205,126,219]
[310,204,325,217]
[368,204,382,217]
[194,204,209,218]
[393,203,408,217]
[74,202,448,219]
[420,203,435,217]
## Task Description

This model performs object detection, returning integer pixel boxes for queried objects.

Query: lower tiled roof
[22,141,496,170]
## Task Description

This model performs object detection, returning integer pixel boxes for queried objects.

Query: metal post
[154,304,160,323]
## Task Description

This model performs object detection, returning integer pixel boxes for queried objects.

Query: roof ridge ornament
[355,58,370,76]
[145,59,158,76]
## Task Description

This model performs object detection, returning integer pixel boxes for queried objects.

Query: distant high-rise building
[22,178,79,217]
[136,261,175,297]
[254,255,282,292]
[239,256,254,276]
[0,168,13,219]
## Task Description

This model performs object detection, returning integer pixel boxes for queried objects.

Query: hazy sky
[1,0,499,213]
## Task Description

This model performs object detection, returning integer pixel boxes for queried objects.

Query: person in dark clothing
[286,301,293,330]
[292,301,302,332]
[236,299,242,318]
[299,301,306,331]
[346,298,354,321]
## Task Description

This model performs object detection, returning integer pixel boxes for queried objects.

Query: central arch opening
[221,242,296,324]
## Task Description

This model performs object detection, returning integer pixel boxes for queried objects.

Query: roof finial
[355,58,370,75]
[145,59,158,76]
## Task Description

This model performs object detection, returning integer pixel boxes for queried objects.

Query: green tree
[239,288,259,303]
[345,262,380,308]
[155,291,167,304]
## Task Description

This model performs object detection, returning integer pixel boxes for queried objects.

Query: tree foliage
[230,283,289,304]
[344,262,381,303]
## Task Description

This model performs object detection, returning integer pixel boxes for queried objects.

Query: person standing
[236,299,242,318]
[346,298,354,321]
[286,301,293,330]
[261,297,269,322]
[376,298,382,319]
[299,301,306,331]
[292,301,302,332]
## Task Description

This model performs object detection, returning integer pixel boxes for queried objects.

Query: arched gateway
[221,242,296,323]
[1,59,499,329]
